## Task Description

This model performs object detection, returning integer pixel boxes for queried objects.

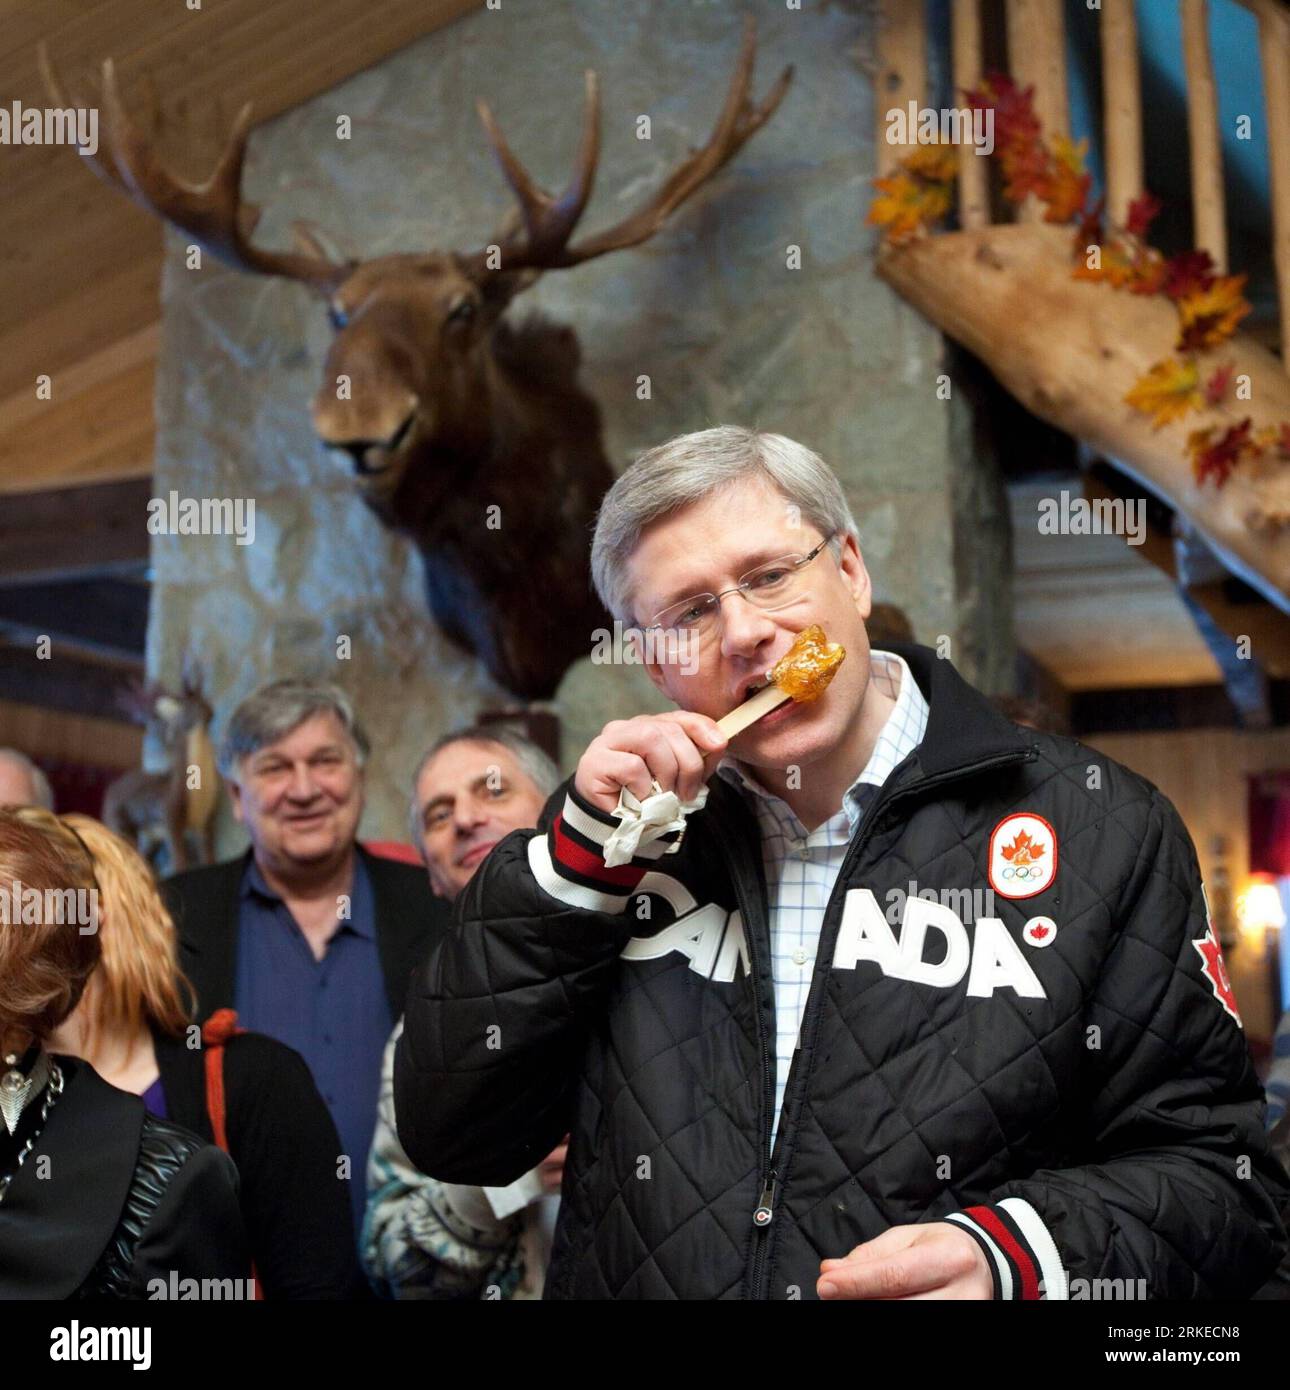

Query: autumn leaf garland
[868,73,1283,494]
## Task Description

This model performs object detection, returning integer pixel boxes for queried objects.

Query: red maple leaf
[1125,191,1163,239]
[1002,829,1046,863]
[1203,363,1235,406]
[1193,924,1242,1026]
[1028,923,1050,940]
[1188,418,1253,488]
[1163,249,1217,301]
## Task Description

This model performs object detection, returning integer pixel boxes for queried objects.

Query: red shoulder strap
[200,1009,263,1301]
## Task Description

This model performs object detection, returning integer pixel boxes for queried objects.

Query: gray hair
[218,678,370,778]
[590,426,859,624]
[407,723,560,848]
[0,749,54,810]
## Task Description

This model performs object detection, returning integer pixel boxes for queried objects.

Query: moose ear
[475,266,542,309]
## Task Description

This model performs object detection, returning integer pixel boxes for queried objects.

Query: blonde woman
[0,807,247,1298]
[46,814,363,1299]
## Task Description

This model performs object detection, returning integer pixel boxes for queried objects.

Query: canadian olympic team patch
[988,812,1057,900]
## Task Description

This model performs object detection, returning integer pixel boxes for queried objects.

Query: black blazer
[0,1057,248,1300]
[153,1027,366,1299]
[161,844,448,1021]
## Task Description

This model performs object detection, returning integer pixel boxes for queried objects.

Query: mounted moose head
[40,21,791,699]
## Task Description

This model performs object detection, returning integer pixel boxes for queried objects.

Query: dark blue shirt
[234,854,392,1236]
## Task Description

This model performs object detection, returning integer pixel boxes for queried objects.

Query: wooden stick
[1101,0,1144,227]
[953,0,990,230]
[875,0,927,178]
[1006,0,1069,222]
[1182,0,1228,272]
[1260,0,1290,372]
[716,683,790,739]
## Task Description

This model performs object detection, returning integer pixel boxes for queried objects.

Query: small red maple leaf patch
[1001,829,1047,864]
[1029,923,1049,940]
[1192,924,1242,1027]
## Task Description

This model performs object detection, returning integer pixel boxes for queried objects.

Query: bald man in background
[363,724,566,1299]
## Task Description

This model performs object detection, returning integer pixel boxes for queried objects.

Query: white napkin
[484,1167,548,1221]
[601,781,709,868]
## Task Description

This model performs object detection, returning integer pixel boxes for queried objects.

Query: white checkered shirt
[716,649,930,1152]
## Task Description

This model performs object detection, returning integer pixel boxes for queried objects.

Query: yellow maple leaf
[903,144,959,182]
[1124,357,1203,429]
[1176,274,1252,352]
[868,170,952,245]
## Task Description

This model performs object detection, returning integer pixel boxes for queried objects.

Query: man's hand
[574,712,727,814]
[816,1223,993,1300]
[537,1137,568,1196]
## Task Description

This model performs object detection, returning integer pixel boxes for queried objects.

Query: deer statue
[103,659,219,874]
[41,21,792,699]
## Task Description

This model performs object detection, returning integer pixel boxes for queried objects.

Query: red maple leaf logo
[1193,924,1242,1027]
[1001,829,1047,865]
[1028,922,1050,940]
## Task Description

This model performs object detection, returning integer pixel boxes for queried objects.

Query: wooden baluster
[875,0,927,178]
[1006,0,1069,221]
[953,0,990,229]
[1182,0,1228,272]
[1258,0,1290,372]
[1101,0,1144,227]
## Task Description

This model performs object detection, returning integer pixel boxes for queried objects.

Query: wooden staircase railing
[873,0,1290,612]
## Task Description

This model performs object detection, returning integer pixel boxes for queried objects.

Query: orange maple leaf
[1124,358,1203,429]
[1040,134,1092,223]
[1176,274,1252,352]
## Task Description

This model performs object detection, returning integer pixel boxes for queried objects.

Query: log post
[1182,0,1228,272]
[953,0,990,229]
[1005,0,1069,221]
[1100,0,1144,227]
[1258,0,1290,372]
[875,0,927,178]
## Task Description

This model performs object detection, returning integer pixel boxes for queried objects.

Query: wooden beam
[877,223,1290,609]
[875,0,927,177]
[0,477,152,584]
[0,579,148,662]
[0,642,143,724]
[1181,0,1228,272]
[1006,0,1068,221]
[1100,0,1143,226]
[952,0,990,229]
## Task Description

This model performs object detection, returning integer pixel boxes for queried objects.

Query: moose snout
[315,397,421,476]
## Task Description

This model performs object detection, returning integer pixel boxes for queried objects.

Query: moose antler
[37,44,348,291]
[464,15,793,275]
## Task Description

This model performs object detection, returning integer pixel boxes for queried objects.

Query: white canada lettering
[832,889,1046,999]
[619,879,1046,999]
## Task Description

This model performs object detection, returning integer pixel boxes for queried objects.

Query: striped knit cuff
[528,784,677,915]
[944,1199,1069,1300]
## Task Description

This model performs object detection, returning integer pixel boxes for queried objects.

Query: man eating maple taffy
[395,426,1286,1301]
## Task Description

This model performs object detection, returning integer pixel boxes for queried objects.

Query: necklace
[1,1047,51,1135]
[0,1061,63,1204]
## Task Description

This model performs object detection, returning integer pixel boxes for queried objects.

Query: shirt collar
[240,849,376,939]
[716,648,929,831]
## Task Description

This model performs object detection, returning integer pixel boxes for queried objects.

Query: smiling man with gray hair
[162,677,449,1239]
[397,424,1285,1301]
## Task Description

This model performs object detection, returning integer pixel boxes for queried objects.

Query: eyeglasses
[645,535,836,638]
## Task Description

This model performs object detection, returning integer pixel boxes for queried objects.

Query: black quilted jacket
[395,644,1288,1300]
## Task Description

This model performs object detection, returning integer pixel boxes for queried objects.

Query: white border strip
[999,1197,1069,1300]
[527,833,630,915]
[944,1212,1013,1300]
